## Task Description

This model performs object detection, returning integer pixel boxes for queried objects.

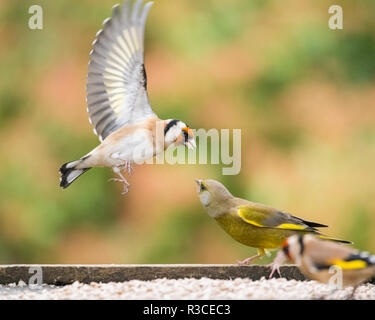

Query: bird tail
[317,234,353,244]
[59,156,91,189]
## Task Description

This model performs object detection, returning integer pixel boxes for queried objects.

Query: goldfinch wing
[237,204,326,232]
[305,238,374,270]
[86,0,156,141]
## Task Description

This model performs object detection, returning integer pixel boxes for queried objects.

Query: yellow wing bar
[237,208,307,231]
[331,259,367,270]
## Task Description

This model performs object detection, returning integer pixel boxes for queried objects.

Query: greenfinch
[278,235,375,291]
[195,179,350,264]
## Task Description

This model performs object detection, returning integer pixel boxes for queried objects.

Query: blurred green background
[0,0,374,264]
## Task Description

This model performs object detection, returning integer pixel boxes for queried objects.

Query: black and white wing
[86,0,156,141]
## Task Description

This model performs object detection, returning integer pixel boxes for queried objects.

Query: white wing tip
[144,1,154,9]
[102,17,111,26]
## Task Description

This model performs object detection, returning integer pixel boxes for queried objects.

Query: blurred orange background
[0,0,374,264]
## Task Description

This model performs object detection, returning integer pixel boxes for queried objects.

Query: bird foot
[267,250,287,278]
[267,262,282,279]
[237,255,260,265]
[108,177,130,194]
[110,166,131,195]
[120,161,134,176]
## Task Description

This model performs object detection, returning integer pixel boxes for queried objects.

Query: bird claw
[128,164,134,176]
[108,178,129,194]
[108,177,129,186]
[267,262,282,279]
[110,166,131,195]
[267,250,287,278]
[120,161,134,176]
[236,255,259,265]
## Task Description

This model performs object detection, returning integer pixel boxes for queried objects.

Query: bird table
[0,264,363,285]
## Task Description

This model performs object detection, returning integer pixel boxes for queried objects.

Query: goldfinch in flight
[279,235,375,292]
[59,0,196,194]
[195,179,350,264]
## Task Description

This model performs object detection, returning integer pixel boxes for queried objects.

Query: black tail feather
[59,161,91,189]
[317,235,353,244]
[303,219,328,229]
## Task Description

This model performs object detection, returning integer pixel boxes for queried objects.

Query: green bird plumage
[195,179,351,264]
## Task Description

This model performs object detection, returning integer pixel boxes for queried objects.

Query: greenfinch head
[195,179,235,218]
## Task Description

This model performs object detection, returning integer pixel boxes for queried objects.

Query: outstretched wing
[86,0,156,141]
[236,204,326,232]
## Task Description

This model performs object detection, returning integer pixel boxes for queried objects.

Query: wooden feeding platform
[0,264,304,285]
[0,264,373,286]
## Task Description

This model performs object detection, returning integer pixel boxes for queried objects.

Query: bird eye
[182,130,189,142]
[200,184,207,192]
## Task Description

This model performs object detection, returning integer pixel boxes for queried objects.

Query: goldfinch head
[282,235,311,266]
[164,119,196,150]
[195,179,233,215]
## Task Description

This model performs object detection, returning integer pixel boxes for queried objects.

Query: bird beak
[195,179,203,193]
[182,127,194,137]
[182,127,196,150]
[186,139,196,150]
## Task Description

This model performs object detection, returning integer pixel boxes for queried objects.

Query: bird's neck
[205,197,236,218]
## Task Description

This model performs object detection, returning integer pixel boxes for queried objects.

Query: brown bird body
[282,235,375,288]
[58,0,196,194]
[74,117,167,169]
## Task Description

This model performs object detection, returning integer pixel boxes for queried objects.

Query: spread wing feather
[86,0,156,141]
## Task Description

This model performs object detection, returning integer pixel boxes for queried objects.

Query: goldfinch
[59,0,196,194]
[195,179,350,264]
[280,235,375,288]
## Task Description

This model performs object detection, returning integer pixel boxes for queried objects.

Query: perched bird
[59,0,196,194]
[278,235,375,291]
[195,179,350,264]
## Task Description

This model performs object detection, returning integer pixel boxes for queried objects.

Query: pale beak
[195,179,202,193]
[186,138,196,150]
[182,127,196,150]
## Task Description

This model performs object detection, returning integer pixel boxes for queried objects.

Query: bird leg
[237,248,265,265]
[120,160,133,176]
[237,255,261,265]
[268,250,287,278]
[128,163,134,175]
[268,262,282,279]
[316,283,358,301]
[109,166,130,195]
[314,287,338,300]
[346,285,358,300]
